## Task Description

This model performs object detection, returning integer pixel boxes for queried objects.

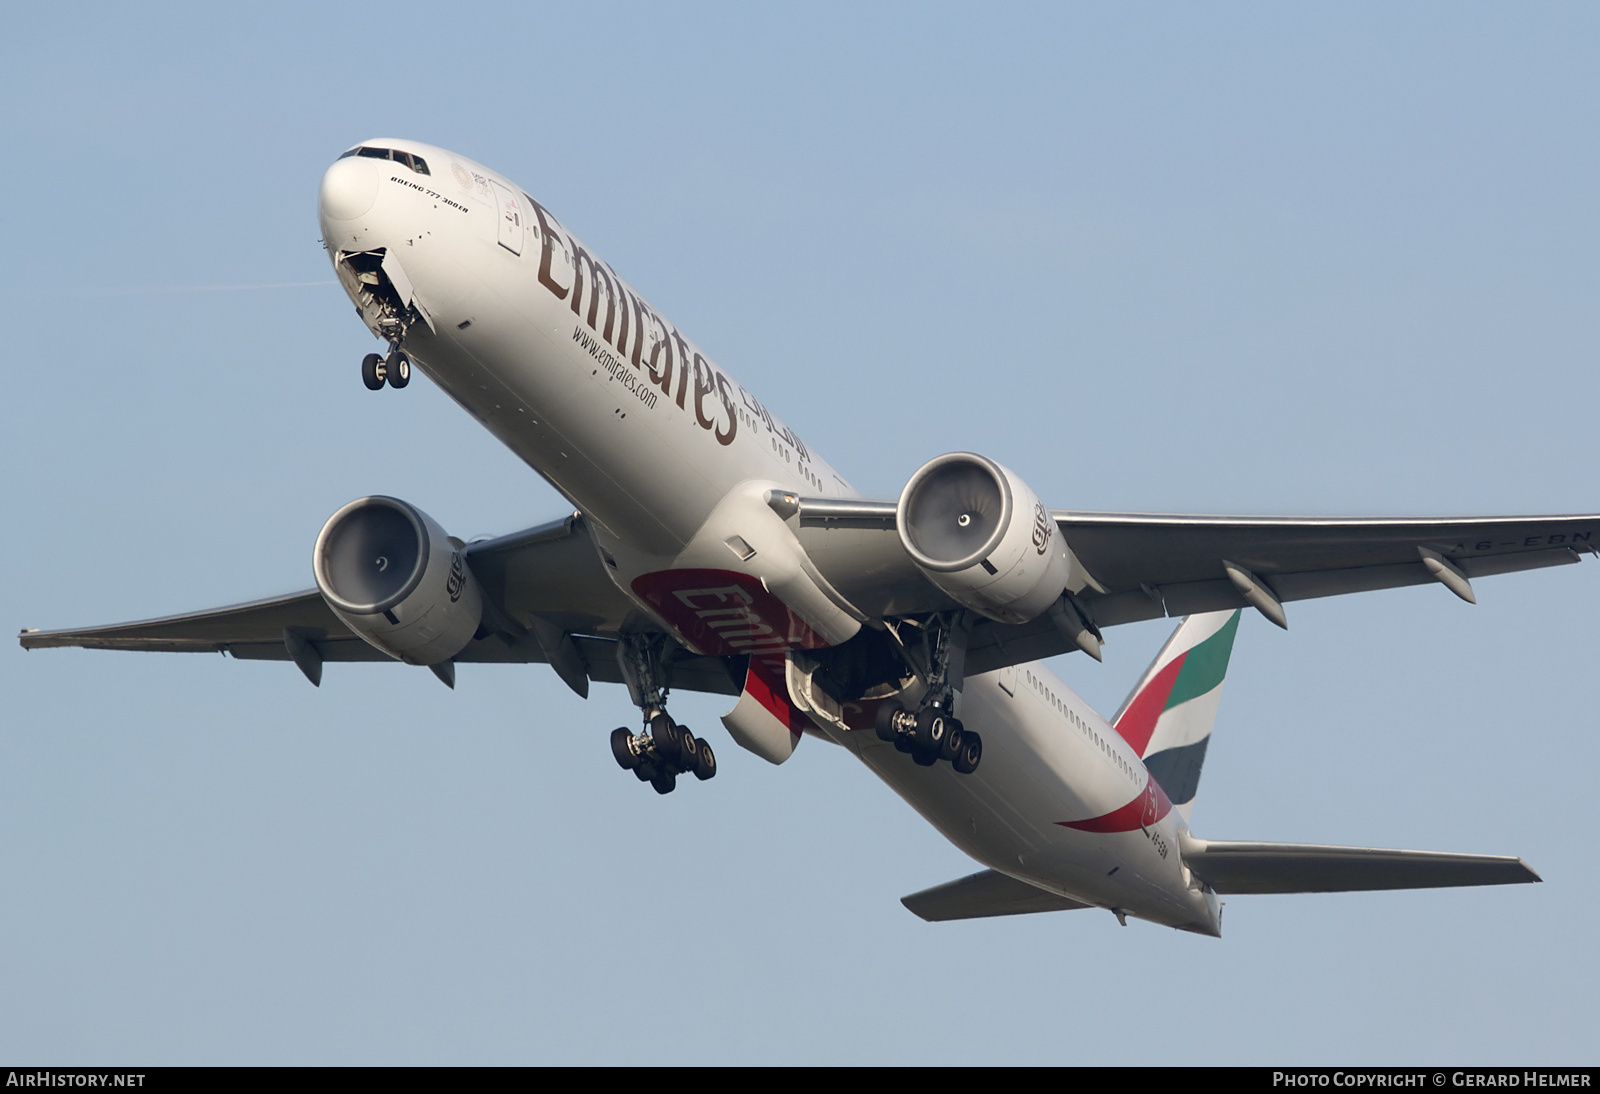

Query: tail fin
[1112,610,1241,822]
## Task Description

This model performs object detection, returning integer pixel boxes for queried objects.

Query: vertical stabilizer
[1112,610,1241,822]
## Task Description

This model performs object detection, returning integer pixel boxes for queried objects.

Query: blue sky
[3,2,1597,1064]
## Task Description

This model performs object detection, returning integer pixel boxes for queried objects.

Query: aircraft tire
[361,353,386,390]
[677,727,700,772]
[610,727,637,770]
[911,747,939,767]
[913,708,946,752]
[387,350,411,388]
[874,700,903,743]
[693,738,717,781]
[650,713,682,766]
[939,721,965,763]
[650,770,677,795]
[953,731,983,775]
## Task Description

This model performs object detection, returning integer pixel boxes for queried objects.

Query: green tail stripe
[1163,611,1241,711]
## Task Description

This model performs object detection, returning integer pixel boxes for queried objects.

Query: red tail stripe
[1113,651,1187,756]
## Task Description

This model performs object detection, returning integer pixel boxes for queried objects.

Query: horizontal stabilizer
[901,869,1092,922]
[1182,838,1541,894]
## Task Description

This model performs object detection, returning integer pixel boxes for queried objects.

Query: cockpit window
[340,146,430,176]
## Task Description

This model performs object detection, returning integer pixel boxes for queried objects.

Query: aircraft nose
[319,155,379,222]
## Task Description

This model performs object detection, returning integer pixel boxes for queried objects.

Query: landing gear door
[491,180,524,255]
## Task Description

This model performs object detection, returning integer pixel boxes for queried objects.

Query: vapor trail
[90,280,337,296]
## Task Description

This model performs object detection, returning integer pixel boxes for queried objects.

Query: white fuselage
[318,140,1221,935]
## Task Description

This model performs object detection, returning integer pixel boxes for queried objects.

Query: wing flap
[901,869,1092,921]
[1183,839,1541,894]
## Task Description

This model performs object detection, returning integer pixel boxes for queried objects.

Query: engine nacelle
[313,496,484,665]
[896,453,1072,625]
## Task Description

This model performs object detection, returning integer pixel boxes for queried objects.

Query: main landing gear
[610,714,717,795]
[610,631,717,795]
[876,611,983,774]
[360,346,412,390]
[875,700,983,774]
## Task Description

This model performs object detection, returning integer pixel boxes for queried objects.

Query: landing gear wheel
[939,718,965,763]
[361,352,386,390]
[913,708,947,753]
[386,349,411,388]
[693,738,717,781]
[912,747,939,767]
[874,700,903,743]
[953,731,983,775]
[610,727,637,771]
[677,727,700,771]
[650,769,677,795]
[650,713,681,766]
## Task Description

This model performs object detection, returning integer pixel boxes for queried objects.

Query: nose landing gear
[359,346,411,390]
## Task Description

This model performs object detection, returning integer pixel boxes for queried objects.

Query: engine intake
[897,453,1072,624]
[313,496,483,665]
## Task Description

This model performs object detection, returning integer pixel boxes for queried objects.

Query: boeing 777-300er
[22,139,1587,934]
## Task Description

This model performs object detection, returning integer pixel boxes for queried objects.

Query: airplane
[19,138,1588,935]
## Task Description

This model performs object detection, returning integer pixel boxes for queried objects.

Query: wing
[795,500,1599,670]
[25,501,1597,688]
[18,513,743,696]
[1055,510,1598,627]
[19,587,388,660]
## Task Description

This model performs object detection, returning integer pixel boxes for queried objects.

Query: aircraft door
[491,180,524,255]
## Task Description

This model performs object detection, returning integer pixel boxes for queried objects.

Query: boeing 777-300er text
[22,140,1585,934]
